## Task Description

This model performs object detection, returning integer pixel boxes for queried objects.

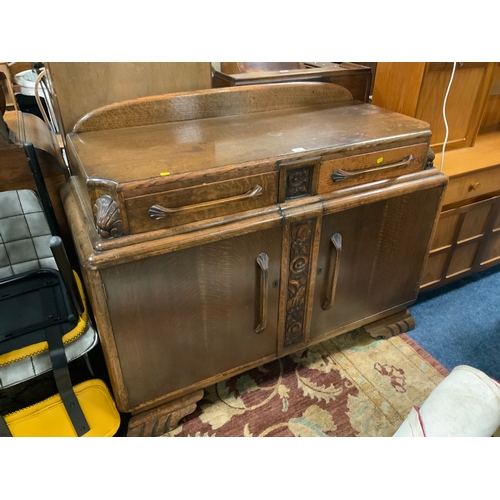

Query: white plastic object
[394,365,500,437]
[14,69,39,96]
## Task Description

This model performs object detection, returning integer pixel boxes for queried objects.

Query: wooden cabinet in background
[420,131,500,290]
[45,62,213,141]
[372,62,496,151]
[371,62,500,291]
[480,62,500,133]
[62,82,446,436]
[213,62,372,102]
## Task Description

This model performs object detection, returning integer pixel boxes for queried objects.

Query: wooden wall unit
[62,83,446,436]
[372,62,500,291]
[372,62,496,151]
[420,131,500,290]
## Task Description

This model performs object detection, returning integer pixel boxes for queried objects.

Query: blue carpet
[408,266,500,380]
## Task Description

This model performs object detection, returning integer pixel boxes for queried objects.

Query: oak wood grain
[68,100,429,195]
[61,82,447,431]
[311,183,445,339]
[72,82,354,133]
[318,142,429,193]
[100,226,282,409]
[124,172,278,233]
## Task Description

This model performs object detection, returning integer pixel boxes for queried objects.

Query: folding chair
[0,143,120,436]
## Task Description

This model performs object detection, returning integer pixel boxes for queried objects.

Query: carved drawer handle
[255,252,269,333]
[469,182,480,192]
[331,154,414,182]
[322,233,342,310]
[149,185,263,220]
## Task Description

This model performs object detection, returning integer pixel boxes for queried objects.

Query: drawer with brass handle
[125,172,278,233]
[318,142,429,193]
[442,165,500,208]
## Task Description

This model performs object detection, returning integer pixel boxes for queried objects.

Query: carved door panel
[310,185,444,339]
[100,226,282,409]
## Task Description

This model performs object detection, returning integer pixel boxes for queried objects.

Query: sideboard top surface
[68,101,430,185]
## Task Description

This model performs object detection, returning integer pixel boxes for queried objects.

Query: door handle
[322,233,342,310]
[149,185,263,219]
[331,155,413,182]
[255,252,269,333]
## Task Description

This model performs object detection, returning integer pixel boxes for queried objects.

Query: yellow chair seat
[3,379,120,437]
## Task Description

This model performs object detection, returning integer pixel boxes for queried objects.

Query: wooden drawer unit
[318,142,429,193]
[66,85,434,243]
[125,172,277,233]
[421,195,500,290]
[442,165,500,207]
[420,132,500,292]
[62,82,446,436]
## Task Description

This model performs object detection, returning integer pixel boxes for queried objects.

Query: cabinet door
[100,227,282,409]
[416,63,493,150]
[372,62,494,151]
[311,186,443,339]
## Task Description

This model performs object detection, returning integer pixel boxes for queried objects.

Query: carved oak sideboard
[61,83,447,436]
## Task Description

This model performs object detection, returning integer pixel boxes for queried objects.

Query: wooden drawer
[318,143,429,193]
[125,172,278,233]
[442,165,500,207]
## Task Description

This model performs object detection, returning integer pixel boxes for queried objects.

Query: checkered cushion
[0,191,99,387]
[0,190,56,278]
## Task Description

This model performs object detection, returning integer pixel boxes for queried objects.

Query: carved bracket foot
[127,389,204,437]
[363,309,415,339]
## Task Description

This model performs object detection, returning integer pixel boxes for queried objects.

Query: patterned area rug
[165,329,449,437]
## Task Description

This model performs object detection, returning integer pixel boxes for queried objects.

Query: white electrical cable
[440,62,457,172]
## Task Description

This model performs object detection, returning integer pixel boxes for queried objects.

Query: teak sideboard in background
[213,62,372,102]
[61,83,447,436]
[372,62,500,290]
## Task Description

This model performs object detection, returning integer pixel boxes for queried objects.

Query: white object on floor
[394,365,500,437]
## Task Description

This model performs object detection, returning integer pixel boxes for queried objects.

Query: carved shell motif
[93,195,123,239]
